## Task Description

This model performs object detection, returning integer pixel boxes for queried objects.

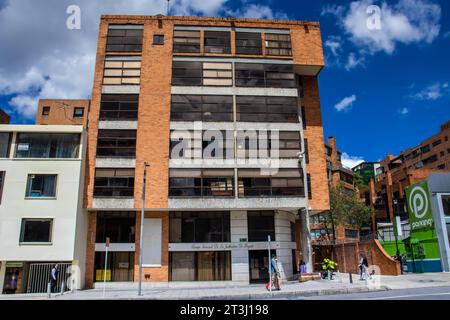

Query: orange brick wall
[35,99,89,126]
[0,109,10,124]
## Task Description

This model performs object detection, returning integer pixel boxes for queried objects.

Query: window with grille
[100,94,139,121]
[103,57,141,85]
[169,169,234,197]
[96,130,137,158]
[173,30,201,53]
[202,62,232,86]
[265,33,292,56]
[106,26,143,52]
[94,168,135,198]
[238,169,304,197]
[172,61,232,86]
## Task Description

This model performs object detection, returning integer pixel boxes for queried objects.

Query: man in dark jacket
[50,264,59,292]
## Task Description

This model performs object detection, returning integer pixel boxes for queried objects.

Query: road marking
[359,292,450,300]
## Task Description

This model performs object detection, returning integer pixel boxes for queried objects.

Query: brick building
[83,15,330,287]
[0,109,10,124]
[35,99,90,127]
[370,120,450,226]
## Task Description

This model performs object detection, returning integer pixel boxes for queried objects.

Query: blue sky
[0,0,449,167]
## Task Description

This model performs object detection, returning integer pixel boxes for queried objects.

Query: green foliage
[329,183,373,228]
[354,172,366,188]
[322,258,338,270]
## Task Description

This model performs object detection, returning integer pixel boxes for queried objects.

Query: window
[238,169,304,197]
[100,94,139,120]
[171,95,233,122]
[96,130,136,158]
[0,132,11,158]
[204,31,231,54]
[345,229,359,239]
[173,30,201,53]
[94,168,135,198]
[153,34,164,45]
[96,212,136,243]
[0,171,4,204]
[301,106,307,129]
[432,140,442,147]
[307,174,312,200]
[437,163,446,170]
[25,174,57,198]
[169,169,234,197]
[235,32,262,55]
[15,133,80,159]
[290,221,296,242]
[106,26,143,52]
[265,33,292,56]
[20,219,53,243]
[103,57,141,85]
[42,106,50,116]
[340,171,354,184]
[172,61,202,86]
[235,63,296,88]
[421,144,430,153]
[236,96,298,122]
[169,251,231,281]
[169,211,230,243]
[248,211,275,241]
[202,62,233,86]
[441,195,450,216]
[172,61,232,86]
[304,139,309,164]
[235,131,301,159]
[423,154,438,165]
[73,107,84,118]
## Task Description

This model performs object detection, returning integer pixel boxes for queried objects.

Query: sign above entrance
[406,181,434,231]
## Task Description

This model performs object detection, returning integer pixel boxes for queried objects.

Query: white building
[0,125,87,294]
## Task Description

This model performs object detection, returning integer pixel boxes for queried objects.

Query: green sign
[406,181,434,231]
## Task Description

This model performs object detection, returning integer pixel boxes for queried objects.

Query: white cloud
[334,95,357,112]
[0,0,287,120]
[412,82,449,100]
[322,0,441,69]
[324,36,342,57]
[225,3,288,20]
[341,152,365,169]
[398,107,409,115]
[345,52,365,70]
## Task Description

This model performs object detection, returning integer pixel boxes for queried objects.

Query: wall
[35,99,89,126]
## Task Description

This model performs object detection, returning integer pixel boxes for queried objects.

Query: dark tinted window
[169,169,234,197]
[236,96,298,122]
[20,219,52,243]
[153,34,164,45]
[265,33,292,56]
[235,63,295,88]
[238,169,304,197]
[100,94,139,120]
[248,211,275,241]
[96,212,136,243]
[96,130,136,158]
[171,95,233,121]
[204,31,231,54]
[0,133,11,158]
[106,27,143,52]
[170,211,230,243]
[73,107,84,117]
[94,168,135,198]
[235,32,262,55]
[172,61,202,86]
[25,174,57,198]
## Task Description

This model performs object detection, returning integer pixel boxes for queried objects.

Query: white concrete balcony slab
[92,198,135,209]
[96,157,136,168]
[99,121,138,130]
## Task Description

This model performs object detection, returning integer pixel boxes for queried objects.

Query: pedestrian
[359,253,369,280]
[300,260,307,274]
[50,264,59,292]
[266,254,281,291]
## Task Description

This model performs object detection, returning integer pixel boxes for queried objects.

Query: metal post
[138,162,149,296]
[47,282,51,298]
[103,237,110,298]
[349,272,353,284]
[60,281,65,296]
[268,235,272,295]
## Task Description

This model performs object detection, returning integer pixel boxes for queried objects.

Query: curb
[166,286,391,300]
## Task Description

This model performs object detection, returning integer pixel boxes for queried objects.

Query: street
[287,286,450,300]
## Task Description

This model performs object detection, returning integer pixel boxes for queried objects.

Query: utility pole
[138,162,150,296]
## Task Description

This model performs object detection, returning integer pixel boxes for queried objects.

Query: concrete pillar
[230,211,249,283]
[300,209,313,272]
[0,261,6,293]
[275,211,295,281]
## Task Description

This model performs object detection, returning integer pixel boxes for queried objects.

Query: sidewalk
[1,272,449,300]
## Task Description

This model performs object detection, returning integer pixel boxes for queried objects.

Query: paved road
[286,286,450,300]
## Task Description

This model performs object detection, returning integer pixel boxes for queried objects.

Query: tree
[329,183,373,229]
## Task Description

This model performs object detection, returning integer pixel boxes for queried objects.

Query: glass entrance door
[249,250,269,283]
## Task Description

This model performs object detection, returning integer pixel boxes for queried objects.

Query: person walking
[359,254,369,280]
[50,264,60,292]
[270,254,280,290]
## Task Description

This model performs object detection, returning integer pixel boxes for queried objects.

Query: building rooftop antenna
[167,0,170,16]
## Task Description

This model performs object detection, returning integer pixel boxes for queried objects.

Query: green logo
[406,181,434,231]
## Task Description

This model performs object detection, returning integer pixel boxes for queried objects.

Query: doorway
[249,250,269,283]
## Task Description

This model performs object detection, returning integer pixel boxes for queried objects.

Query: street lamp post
[138,162,150,296]
[297,150,312,273]
[393,199,403,274]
